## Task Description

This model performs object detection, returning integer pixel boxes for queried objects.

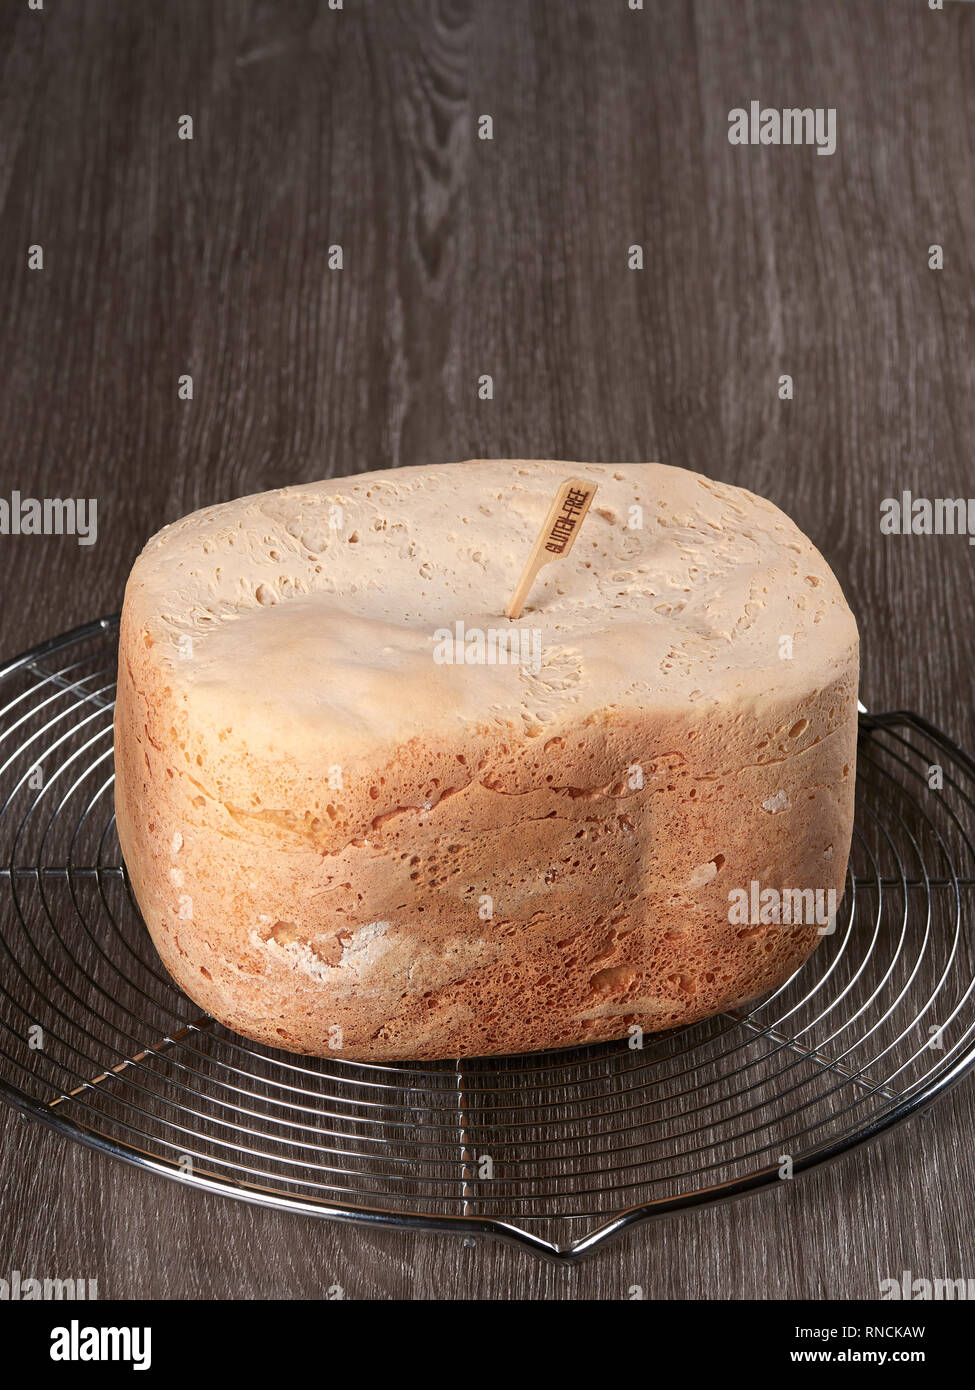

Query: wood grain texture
[1,0,974,1299]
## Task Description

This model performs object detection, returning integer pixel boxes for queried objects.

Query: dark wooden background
[1,0,973,1299]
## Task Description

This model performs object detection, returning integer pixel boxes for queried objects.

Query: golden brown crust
[114,462,859,1059]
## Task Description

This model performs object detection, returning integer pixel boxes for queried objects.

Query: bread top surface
[122,460,859,762]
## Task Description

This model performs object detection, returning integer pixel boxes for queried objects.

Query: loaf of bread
[114,461,859,1060]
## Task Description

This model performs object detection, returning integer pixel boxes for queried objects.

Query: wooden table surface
[1,0,973,1299]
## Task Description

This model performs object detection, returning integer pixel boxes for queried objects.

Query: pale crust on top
[114,461,859,1059]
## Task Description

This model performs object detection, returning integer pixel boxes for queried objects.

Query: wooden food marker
[504,477,598,620]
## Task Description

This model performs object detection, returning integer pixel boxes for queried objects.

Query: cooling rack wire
[1,616,973,1261]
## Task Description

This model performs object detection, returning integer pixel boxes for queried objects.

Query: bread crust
[114,462,859,1059]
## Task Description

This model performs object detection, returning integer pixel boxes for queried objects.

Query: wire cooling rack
[1,616,974,1261]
